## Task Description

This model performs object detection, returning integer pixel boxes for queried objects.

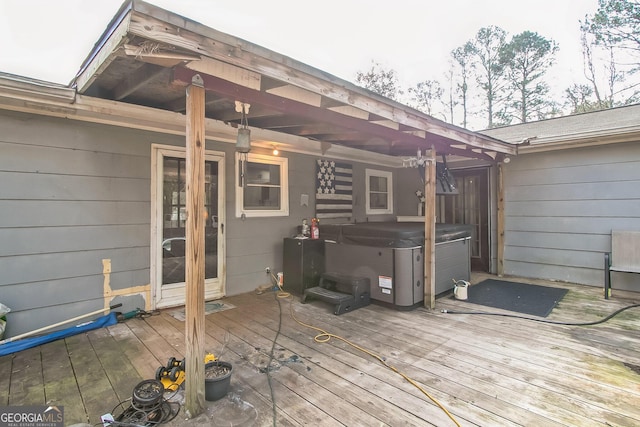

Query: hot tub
[320,222,472,309]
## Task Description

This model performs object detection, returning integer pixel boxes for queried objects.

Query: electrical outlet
[265,267,271,274]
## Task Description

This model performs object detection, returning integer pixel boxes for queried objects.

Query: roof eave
[72,0,516,158]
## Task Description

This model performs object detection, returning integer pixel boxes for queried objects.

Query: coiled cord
[102,383,181,426]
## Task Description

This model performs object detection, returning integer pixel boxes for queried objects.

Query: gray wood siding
[222,150,397,295]
[1,110,403,338]
[503,142,640,289]
[0,111,173,337]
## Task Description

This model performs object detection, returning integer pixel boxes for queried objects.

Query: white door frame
[151,143,226,309]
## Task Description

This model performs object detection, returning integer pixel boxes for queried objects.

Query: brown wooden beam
[322,138,373,145]
[290,123,346,136]
[213,104,276,122]
[497,163,505,276]
[243,114,309,129]
[184,76,206,418]
[423,149,437,309]
[112,63,166,100]
[172,67,494,161]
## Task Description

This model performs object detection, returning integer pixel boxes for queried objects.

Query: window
[365,169,393,215]
[236,152,289,217]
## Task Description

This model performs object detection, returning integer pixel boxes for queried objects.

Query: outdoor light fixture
[272,145,279,156]
[235,101,251,154]
[235,101,251,188]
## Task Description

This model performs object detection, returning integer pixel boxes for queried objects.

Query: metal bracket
[235,101,251,114]
[191,74,204,88]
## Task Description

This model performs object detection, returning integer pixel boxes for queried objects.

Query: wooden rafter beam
[112,63,166,100]
[82,4,516,156]
[286,123,345,136]
[171,66,495,160]
[212,103,275,122]
[260,75,290,91]
[242,114,310,129]
[317,134,374,143]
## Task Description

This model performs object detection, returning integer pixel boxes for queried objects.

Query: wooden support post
[423,149,437,310]
[184,75,206,418]
[497,163,505,277]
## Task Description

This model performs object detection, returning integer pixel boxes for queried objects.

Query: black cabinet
[283,238,325,295]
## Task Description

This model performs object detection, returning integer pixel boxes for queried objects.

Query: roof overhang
[70,0,515,161]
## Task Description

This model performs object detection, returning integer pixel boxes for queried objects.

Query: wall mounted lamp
[235,101,251,154]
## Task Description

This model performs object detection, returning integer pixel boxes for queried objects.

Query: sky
[0,0,601,125]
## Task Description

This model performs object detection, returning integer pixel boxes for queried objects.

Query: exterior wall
[396,167,425,216]
[225,150,397,294]
[502,141,640,290]
[0,111,168,337]
[0,109,400,338]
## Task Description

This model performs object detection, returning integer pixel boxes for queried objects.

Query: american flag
[315,159,352,219]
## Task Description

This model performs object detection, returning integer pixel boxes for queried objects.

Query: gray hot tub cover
[319,222,473,248]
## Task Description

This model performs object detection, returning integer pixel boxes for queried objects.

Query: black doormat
[464,279,568,317]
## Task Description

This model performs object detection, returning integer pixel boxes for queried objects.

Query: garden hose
[289,300,461,427]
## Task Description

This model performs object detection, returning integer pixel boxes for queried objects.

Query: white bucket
[453,280,469,300]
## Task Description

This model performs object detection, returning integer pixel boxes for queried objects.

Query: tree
[581,0,640,105]
[451,43,474,128]
[579,28,621,109]
[583,0,640,58]
[408,79,444,116]
[442,63,458,124]
[355,61,403,100]
[468,26,509,128]
[565,84,598,113]
[500,31,559,123]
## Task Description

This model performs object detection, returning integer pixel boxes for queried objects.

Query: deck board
[40,338,87,423]
[65,332,120,424]
[275,299,552,426]
[0,350,11,405]
[214,301,435,426]
[87,327,145,402]
[8,345,44,406]
[107,322,161,380]
[0,275,638,426]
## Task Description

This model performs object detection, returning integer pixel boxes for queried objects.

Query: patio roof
[70,0,515,162]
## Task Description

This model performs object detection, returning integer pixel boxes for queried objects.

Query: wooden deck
[1,274,639,426]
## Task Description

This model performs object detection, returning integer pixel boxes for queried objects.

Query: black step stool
[302,272,370,315]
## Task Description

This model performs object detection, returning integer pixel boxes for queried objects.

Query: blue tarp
[0,313,117,357]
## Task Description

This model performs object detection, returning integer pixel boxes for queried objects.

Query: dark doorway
[437,167,490,271]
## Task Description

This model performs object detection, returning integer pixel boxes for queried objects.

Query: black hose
[441,304,640,326]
